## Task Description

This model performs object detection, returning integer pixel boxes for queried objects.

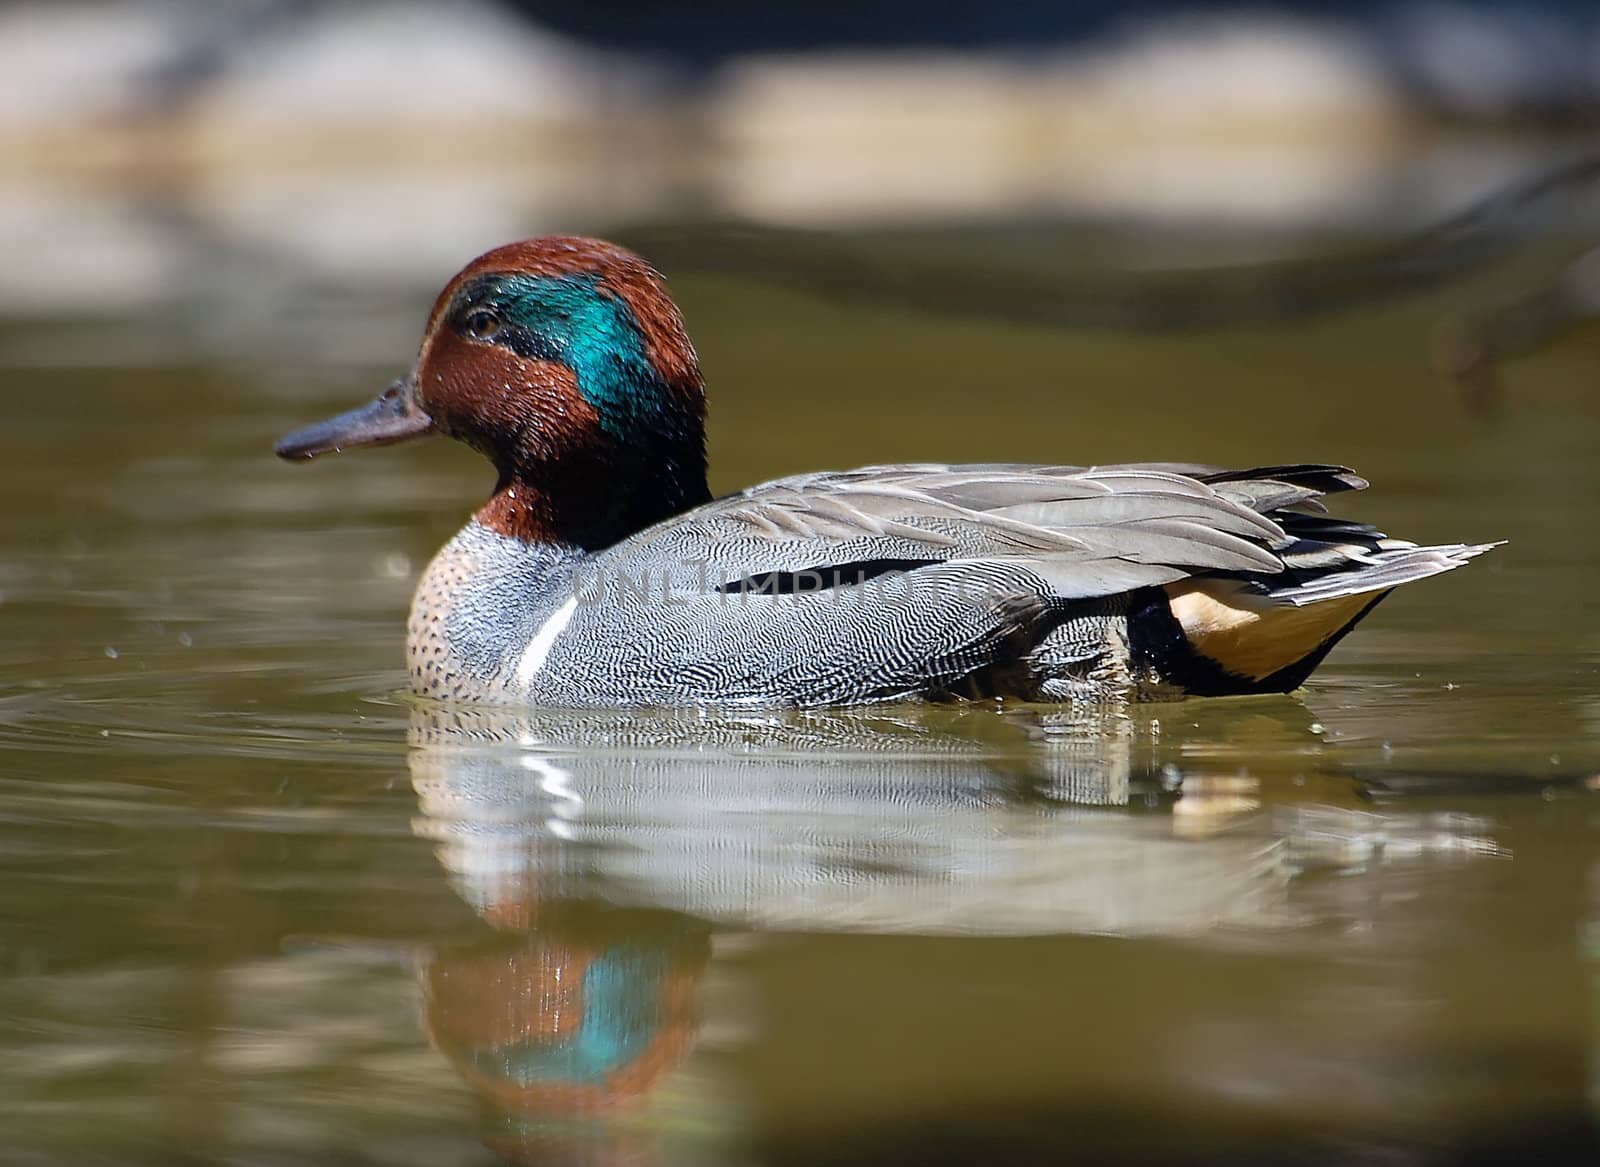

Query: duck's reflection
[421,902,716,1166]
[424,910,708,1117]
[409,701,1486,938]
[405,699,1504,1165]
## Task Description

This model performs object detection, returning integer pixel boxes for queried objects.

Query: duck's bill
[274,379,435,461]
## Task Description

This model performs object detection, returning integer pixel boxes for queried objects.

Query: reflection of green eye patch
[475,947,672,1086]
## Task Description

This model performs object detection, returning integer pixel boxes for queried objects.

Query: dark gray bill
[274,378,435,461]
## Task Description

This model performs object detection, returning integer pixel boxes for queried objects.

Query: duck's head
[276,236,710,548]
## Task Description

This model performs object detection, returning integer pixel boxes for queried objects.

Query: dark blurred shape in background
[136,0,1600,115]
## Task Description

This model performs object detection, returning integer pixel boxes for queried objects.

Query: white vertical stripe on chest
[514,596,578,684]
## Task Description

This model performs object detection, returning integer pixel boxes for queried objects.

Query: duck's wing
[620,462,1372,599]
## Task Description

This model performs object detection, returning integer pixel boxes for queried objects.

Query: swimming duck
[276,237,1494,707]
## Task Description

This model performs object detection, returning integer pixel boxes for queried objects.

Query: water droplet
[103,646,118,659]
[177,631,193,648]
[379,552,412,579]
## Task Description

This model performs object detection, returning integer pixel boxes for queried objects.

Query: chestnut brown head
[276,237,711,547]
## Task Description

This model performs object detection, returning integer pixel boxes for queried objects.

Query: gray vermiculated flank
[407,462,1496,707]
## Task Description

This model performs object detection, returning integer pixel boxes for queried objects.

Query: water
[2,236,1599,1165]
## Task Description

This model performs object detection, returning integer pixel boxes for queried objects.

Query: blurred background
[4,4,1600,1166]
[6,0,1600,361]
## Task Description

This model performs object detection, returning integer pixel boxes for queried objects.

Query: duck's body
[278,237,1494,708]
[404,462,1487,706]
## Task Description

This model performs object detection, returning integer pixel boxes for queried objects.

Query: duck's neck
[476,437,711,550]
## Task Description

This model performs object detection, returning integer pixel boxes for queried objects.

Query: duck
[276,236,1495,707]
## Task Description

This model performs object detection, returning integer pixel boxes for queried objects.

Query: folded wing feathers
[1014,557,1195,599]
[1079,517,1286,572]
[989,495,1284,542]
[690,462,1427,599]
[1198,464,1370,494]
[1270,542,1501,605]
[1207,480,1326,515]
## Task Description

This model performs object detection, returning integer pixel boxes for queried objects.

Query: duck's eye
[463,309,501,340]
